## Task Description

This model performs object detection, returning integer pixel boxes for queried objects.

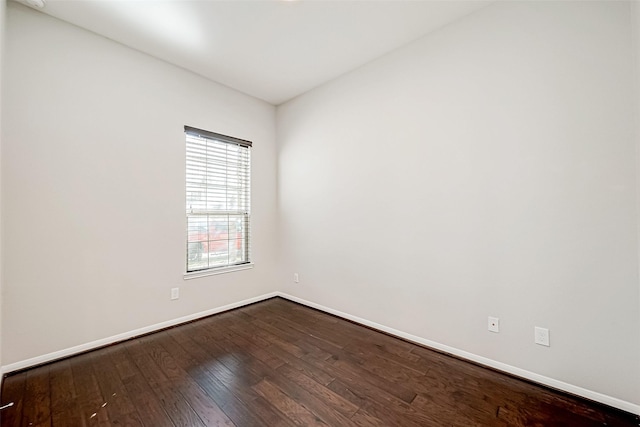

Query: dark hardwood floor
[1,297,638,426]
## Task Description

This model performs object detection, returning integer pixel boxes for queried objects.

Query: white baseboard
[1,292,278,374]
[276,292,640,416]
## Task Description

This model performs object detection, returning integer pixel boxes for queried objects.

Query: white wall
[633,6,640,410]
[2,2,278,365]
[0,0,6,374]
[634,0,640,338]
[278,0,640,409]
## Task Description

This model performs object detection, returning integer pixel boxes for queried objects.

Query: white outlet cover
[171,287,179,300]
[488,316,499,333]
[535,326,550,346]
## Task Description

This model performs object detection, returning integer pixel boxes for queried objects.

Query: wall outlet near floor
[535,326,550,346]
[171,287,180,300]
[488,316,500,333]
[294,273,299,283]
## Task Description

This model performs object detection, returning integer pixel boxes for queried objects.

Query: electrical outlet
[294,273,299,283]
[171,287,180,300]
[488,317,500,333]
[535,326,550,346]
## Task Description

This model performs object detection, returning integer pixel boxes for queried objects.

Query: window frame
[184,125,253,278]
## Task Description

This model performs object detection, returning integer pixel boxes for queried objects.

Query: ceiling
[18,0,492,105]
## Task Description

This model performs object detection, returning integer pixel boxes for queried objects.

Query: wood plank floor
[1,297,638,426]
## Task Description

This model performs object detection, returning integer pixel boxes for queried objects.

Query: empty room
[0,0,639,425]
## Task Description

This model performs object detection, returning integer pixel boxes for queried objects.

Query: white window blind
[185,126,251,273]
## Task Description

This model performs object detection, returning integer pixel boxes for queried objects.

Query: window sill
[183,263,254,280]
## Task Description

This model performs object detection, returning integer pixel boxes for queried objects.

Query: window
[185,126,251,273]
